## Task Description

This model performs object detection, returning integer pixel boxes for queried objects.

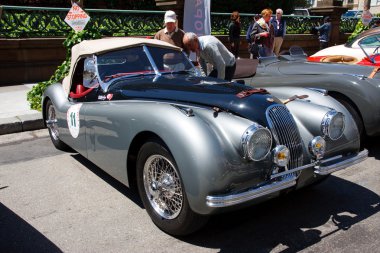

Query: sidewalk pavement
[0,84,45,135]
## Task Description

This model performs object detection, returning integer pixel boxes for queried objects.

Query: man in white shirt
[183,32,236,81]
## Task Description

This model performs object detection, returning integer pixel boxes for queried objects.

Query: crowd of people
[152,8,333,81]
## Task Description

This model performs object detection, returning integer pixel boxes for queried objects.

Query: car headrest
[233,58,259,79]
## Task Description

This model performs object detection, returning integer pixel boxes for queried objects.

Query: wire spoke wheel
[47,103,59,141]
[143,154,183,219]
[44,100,70,151]
[137,140,208,235]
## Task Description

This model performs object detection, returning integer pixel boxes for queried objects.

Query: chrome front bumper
[206,149,368,208]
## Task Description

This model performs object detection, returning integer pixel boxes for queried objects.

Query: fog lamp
[309,136,326,159]
[272,145,290,167]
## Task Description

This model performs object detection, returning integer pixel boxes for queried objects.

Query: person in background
[250,8,275,57]
[154,10,186,50]
[315,16,331,50]
[183,32,236,81]
[228,11,241,58]
[271,8,286,56]
[246,14,261,58]
[371,19,380,29]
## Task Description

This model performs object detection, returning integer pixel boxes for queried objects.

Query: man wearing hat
[154,10,187,51]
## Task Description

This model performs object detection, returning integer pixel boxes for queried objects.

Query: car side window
[68,58,99,101]
[359,34,380,48]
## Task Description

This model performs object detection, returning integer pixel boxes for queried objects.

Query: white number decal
[67,103,83,138]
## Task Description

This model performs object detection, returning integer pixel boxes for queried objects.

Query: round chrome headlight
[272,145,290,167]
[241,124,272,161]
[321,110,345,140]
[309,136,326,159]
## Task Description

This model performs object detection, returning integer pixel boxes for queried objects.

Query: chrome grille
[266,104,303,170]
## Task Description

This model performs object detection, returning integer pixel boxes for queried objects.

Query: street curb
[0,113,45,135]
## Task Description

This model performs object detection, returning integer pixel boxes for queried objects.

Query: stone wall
[0,33,350,86]
[0,38,66,85]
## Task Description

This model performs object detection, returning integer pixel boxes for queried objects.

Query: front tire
[136,140,208,236]
[45,100,70,151]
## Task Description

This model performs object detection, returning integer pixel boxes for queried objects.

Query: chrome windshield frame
[143,45,161,77]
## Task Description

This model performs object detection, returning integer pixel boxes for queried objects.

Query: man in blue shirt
[315,16,331,50]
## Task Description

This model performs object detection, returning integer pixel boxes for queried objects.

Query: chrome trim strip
[315,149,368,175]
[206,176,297,207]
[143,45,161,76]
[307,88,328,96]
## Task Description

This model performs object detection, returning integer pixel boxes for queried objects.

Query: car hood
[110,74,280,124]
[277,60,374,77]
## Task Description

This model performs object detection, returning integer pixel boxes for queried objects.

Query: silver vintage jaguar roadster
[42,38,367,235]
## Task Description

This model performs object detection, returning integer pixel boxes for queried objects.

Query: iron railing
[0,5,362,38]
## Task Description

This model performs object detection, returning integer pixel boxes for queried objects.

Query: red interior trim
[69,87,94,99]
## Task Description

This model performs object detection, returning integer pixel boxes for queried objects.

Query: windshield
[342,11,358,18]
[97,46,154,82]
[96,46,197,83]
[146,46,196,73]
[359,34,380,48]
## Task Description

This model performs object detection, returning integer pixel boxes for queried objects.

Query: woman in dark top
[250,8,275,57]
[228,11,241,58]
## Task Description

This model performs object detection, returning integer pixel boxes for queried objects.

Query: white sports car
[308,27,380,66]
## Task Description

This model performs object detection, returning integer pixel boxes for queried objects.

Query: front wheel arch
[329,91,366,143]
[127,132,164,191]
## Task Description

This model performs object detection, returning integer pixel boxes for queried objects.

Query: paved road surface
[0,130,379,252]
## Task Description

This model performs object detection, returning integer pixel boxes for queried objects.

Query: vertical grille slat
[266,105,303,170]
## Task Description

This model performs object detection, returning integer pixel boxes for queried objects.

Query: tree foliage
[26,28,102,110]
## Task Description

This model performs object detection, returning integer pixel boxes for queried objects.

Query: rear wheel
[45,100,70,151]
[136,140,208,236]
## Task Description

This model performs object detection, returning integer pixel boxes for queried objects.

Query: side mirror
[83,58,97,88]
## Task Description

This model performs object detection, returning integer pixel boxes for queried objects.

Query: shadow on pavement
[365,136,380,159]
[0,202,63,253]
[183,176,380,252]
[71,153,144,208]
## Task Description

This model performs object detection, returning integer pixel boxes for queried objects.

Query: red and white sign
[361,10,373,26]
[64,3,90,32]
